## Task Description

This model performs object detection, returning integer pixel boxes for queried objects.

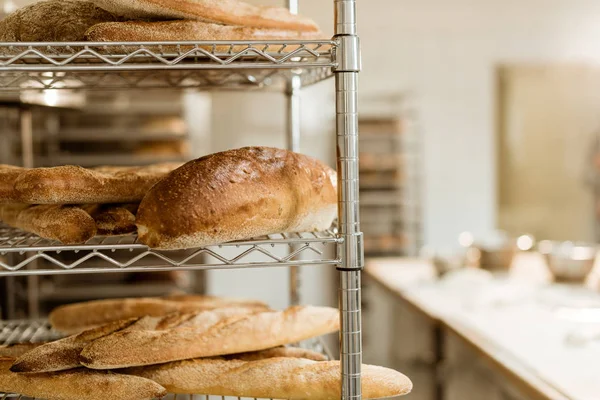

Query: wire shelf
[0,225,341,276]
[0,40,336,91]
[0,319,333,400]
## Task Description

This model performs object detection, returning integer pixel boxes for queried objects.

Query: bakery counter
[364,257,600,400]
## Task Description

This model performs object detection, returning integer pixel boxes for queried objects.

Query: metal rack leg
[334,1,362,398]
[286,0,302,307]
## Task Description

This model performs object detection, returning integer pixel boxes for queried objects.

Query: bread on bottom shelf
[81,203,139,235]
[126,357,413,399]
[80,306,339,369]
[48,295,269,334]
[136,147,338,250]
[0,357,166,400]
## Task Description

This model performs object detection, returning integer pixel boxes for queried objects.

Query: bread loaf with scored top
[136,147,337,250]
[80,306,339,369]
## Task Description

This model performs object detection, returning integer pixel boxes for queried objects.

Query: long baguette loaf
[0,165,26,203]
[0,358,166,400]
[0,203,97,244]
[136,147,337,250]
[13,162,181,205]
[0,0,118,42]
[80,306,339,369]
[49,296,269,334]
[86,20,322,51]
[88,0,319,32]
[126,357,412,399]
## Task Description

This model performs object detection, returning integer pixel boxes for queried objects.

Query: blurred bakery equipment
[537,240,597,283]
[459,230,535,272]
[359,94,422,257]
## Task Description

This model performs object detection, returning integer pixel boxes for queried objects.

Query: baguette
[126,357,412,399]
[136,147,337,250]
[87,0,319,32]
[81,203,139,235]
[80,306,339,369]
[86,20,322,52]
[49,296,269,334]
[0,0,118,42]
[0,203,97,244]
[0,358,166,400]
[13,162,181,205]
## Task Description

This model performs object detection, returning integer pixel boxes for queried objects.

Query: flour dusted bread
[136,147,337,249]
[0,358,166,400]
[80,306,339,369]
[88,0,319,32]
[0,203,97,244]
[49,296,268,334]
[86,20,322,47]
[0,0,118,42]
[13,162,181,204]
[126,358,412,399]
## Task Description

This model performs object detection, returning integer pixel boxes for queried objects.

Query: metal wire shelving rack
[0,0,363,399]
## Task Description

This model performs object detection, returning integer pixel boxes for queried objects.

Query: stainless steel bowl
[538,240,597,283]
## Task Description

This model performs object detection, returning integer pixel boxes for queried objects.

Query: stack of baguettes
[0,162,182,244]
[0,146,339,248]
[0,295,412,400]
[0,0,322,44]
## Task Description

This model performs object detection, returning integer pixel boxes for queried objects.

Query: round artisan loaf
[136,147,337,249]
[0,0,119,42]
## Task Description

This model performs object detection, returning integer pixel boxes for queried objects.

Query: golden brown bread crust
[126,357,412,399]
[80,306,339,369]
[81,203,139,235]
[0,204,97,244]
[13,163,181,205]
[0,358,166,400]
[87,0,319,32]
[10,318,138,374]
[0,0,119,42]
[136,147,337,250]
[0,165,26,203]
[49,296,269,334]
[85,20,322,48]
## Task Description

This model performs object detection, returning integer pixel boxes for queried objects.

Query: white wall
[295,0,600,247]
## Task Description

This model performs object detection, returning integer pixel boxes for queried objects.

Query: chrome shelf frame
[0,225,340,276]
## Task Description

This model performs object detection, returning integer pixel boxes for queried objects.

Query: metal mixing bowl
[538,240,597,283]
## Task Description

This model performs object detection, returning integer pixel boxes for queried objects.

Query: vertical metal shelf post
[287,0,302,307]
[334,1,363,399]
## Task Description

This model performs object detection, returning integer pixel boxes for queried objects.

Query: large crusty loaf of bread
[0,165,26,203]
[136,147,337,250]
[80,306,339,369]
[86,20,321,48]
[126,357,412,399]
[13,162,181,205]
[0,0,118,42]
[49,296,269,334]
[0,357,166,400]
[88,0,319,32]
[0,203,97,244]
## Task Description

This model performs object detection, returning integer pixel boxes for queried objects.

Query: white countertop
[366,255,600,400]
